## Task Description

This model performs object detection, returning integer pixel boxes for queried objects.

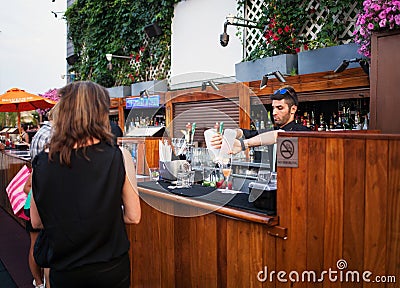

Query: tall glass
[222,163,232,190]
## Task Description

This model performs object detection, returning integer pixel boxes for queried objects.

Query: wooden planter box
[235,54,298,82]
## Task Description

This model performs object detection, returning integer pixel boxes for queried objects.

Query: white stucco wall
[170,0,243,88]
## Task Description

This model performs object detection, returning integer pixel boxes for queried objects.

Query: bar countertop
[137,180,279,227]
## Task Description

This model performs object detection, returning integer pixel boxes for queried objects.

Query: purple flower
[379,18,387,27]
[363,0,372,7]
[367,22,375,30]
[379,10,387,19]
[395,14,400,25]
[372,4,381,11]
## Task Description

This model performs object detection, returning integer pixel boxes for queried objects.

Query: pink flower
[277,28,283,34]
[395,14,400,25]
[372,4,381,11]
[354,0,400,58]
[379,10,387,19]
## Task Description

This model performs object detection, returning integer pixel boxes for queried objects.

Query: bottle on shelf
[362,114,369,130]
[353,112,362,130]
[266,111,274,130]
[318,113,326,131]
[335,112,344,130]
[310,111,316,131]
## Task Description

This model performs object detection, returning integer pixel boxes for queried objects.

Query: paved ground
[0,207,32,288]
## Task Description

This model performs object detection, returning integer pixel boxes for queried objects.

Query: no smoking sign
[277,137,298,167]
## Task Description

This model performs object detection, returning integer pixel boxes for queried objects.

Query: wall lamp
[51,11,64,18]
[105,54,132,70]
[139,89,150,98]
[144,22,163,38]
[201,80,220,91]
[61,72,76,81]
[220,14,263,47]
[334,58,370,76]
[260,71,286,89]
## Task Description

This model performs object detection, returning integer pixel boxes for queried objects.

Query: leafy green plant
[64,0,179,87]
[242,0,363,61]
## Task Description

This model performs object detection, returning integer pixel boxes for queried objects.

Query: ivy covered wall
[65,0,180,87]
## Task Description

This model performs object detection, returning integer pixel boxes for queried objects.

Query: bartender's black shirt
[242,120,309,139]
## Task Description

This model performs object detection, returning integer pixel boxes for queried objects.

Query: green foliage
[64,0,179,87]
[0,112,17,128]
[242,0,363,61]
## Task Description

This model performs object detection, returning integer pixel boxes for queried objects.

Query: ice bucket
[159,160,188,181]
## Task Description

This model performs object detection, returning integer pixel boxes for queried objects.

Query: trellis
[242,0,360,58]
[129,38,170,83]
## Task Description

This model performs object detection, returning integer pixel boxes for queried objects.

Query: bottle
[318,113,326,131]
[362,114,369,130]
[335,112,344,129]
[266,111,274,130]
[354,111,361,130]
[310,111,316,131]
[249,147,254,162]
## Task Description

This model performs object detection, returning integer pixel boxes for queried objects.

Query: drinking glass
[149,167,159,181]
[222,163,232,190]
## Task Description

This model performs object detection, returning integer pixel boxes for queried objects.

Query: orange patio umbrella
[0,88,56,133]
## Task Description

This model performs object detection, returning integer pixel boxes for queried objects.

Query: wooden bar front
[127,132,400,287]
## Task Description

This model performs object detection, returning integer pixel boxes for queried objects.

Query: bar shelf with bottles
[250,97,370,132]
[124,106,166,133]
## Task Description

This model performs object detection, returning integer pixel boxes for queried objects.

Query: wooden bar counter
[127,131,400,287]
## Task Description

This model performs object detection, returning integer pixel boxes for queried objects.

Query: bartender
[211,85,309,153]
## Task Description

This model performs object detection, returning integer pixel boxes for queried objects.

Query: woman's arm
[30,191,44,229]
[120,147,141,224]
[23,174,32,194]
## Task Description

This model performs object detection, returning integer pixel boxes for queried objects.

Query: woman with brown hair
[30,81,141,288]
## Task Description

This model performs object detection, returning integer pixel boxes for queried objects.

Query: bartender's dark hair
[49,81,115,166]
[270,85,299,107]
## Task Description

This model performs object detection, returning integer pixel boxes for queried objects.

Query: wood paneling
[118,137,162,175]
[306,137,326,288]
[324,137,344,276]
[370,30,400,133]
[342,139,365,288]
[172,99,240,143]
[364,139,387,288]
[387,140,400,288]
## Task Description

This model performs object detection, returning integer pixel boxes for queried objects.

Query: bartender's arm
[211,130,282,154]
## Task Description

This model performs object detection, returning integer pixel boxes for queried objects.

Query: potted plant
[235,0,308,82]
[353,0,400,59]
[236,0,367,78]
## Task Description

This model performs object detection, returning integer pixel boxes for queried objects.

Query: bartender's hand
[210,133,223,149]
[229,139,243,155]
[0,142,4,150]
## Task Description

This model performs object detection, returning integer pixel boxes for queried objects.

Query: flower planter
[298,43,361,74]
[235,54,298,82]
[131,80,168,96]
[106,86,131,98]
